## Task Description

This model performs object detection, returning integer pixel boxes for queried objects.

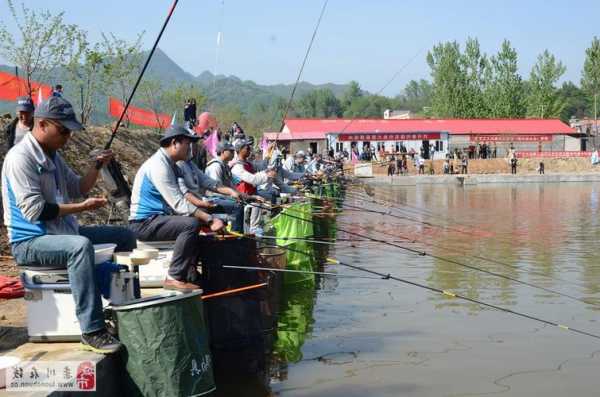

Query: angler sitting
[129,125,225,292]
[230,139,277,234]
[1,96,136,354]
[283,150,307,174]
[177,138,245,232]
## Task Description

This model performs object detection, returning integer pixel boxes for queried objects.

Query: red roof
[264,118,574,140]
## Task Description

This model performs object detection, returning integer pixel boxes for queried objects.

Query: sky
[1,0,599,96]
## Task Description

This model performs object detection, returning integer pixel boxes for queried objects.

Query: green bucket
[113,291,215,397]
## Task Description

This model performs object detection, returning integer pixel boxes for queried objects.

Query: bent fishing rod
[231,231,600,341]
[247,201,600,308]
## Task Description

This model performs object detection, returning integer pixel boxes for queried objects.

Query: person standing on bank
[1,96,136,354]
[129,125,226,292]
[4,96,34,149]
[511,157,518,174]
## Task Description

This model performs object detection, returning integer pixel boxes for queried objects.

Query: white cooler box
[20,244,137,342]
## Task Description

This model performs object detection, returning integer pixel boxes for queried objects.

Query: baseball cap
[16,96,34,112]
[34,96,84,131]
[217,141,234,154]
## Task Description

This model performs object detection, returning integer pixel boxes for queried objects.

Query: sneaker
[163,278,201,292]
[80,329,122,354]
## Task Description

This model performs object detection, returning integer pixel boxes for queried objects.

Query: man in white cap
[4,96,34,149]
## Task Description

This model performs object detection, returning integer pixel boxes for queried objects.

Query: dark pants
[257,188,277,205]
[129,215,203,283]
[208,197,244,232]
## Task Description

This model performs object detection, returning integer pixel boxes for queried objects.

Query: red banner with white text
[516,151,590,158]
[108,97,171,129]
[0,71,52,103]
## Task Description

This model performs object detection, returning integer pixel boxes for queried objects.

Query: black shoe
[80,329,122,354]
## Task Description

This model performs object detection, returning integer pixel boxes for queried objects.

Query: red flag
[0,71,51,102]
[108,97,171,129]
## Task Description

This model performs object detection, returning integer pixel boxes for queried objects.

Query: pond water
[217,182,600,396]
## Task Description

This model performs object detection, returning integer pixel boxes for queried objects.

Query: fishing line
[250,202,600,308]
[235,231,600,341]
[277,0,329,133]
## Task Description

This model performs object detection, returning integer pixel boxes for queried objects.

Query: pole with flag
[37,88,43,105]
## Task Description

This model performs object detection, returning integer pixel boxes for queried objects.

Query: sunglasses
[46,119,71,136]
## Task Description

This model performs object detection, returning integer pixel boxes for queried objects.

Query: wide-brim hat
[159,124,201,145]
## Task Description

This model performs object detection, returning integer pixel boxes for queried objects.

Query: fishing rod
[95,0,180,210]
[334,215,592,291]
[232,231,600,341]
[276,0,329,134]
[345,187,551,257]
[222,265,385,280]
[313,186,591,290]
[248,201,600,308]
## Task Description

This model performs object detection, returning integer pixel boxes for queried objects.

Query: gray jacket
[2,133,82,243]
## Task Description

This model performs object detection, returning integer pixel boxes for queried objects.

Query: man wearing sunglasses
[1,96,136,354]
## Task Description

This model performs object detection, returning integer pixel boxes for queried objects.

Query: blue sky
[1,0,599,96]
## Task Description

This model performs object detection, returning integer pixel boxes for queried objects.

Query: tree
[557,81,588,122]
[343,95,394,118]
[159,82,206,122]
[484,39,525,118]
[65,32,105,125]
[296,88,342,118]
[526,50,566,118]
[395,79,433,113]
[581,37,600,131]
[341,80,362,112]
[427,41,467,118]
[138,78,168,132]
[99,32,144,122]
[460,37,489,117]
[0,0,84,97]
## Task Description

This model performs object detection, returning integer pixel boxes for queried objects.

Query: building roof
[264,118,575,140]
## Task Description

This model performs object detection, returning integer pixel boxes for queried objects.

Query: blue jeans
[12,226,136,334]
[209,197,244,232]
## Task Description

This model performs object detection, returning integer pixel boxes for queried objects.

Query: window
[435,141,444,151]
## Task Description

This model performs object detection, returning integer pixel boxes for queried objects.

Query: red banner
[470,135,552,142]
[108,97,171,129]
[338,132,441,141]
[0,71,52,103]
[516,151,590,158]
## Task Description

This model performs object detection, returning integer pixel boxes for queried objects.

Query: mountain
[0,47,352,120]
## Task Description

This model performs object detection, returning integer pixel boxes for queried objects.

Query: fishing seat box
[19,245,138,342]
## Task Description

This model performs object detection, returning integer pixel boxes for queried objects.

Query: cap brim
[16,106,34,112]
[58,118,85,132]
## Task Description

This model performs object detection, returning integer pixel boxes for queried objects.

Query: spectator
[51,84,63,97]
[538,161,545,175]
[511,157,518,174]
[461,156,468,174]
